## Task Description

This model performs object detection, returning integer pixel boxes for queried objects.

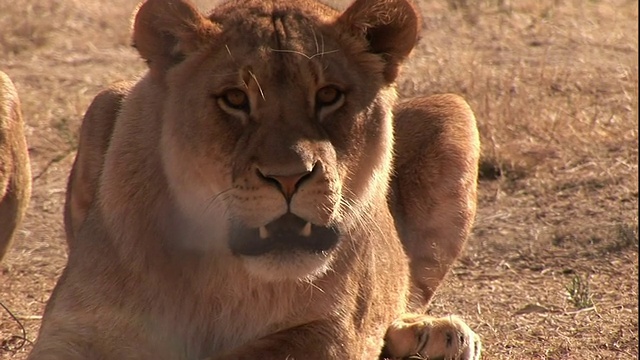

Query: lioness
[0,71,31,263]
[30,0,481,359]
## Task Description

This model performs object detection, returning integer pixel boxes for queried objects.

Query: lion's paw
[381,313,481,360]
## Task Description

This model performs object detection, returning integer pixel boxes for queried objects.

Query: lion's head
[103,0,419,281]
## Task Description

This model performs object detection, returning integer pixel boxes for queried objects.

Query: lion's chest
[165,271,310,357]
[206,293,292,353]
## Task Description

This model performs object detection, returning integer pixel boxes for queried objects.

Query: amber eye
[220,89,249,112]
[316,86,343,108]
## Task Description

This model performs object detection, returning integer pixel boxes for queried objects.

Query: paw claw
[383,313,481,360]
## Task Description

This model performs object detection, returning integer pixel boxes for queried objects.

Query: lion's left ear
[337,0,420,83]
[132,0,221,77]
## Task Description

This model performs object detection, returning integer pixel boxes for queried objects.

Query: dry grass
[1,0,637,359]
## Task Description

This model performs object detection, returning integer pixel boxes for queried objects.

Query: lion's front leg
[381,313,481,360]
[209,321,367,360]
[391,94,480,305]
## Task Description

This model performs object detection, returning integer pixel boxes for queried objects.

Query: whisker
[204,187,234,214]
[268,48,339,60]
[269,48,312,60]
[225,44,236,62]
[311,25,320,56]
[248,70,265,100]
[339,187,385,240]
[302,277,325,294]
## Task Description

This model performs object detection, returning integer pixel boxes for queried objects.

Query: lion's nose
[257,166,315,201]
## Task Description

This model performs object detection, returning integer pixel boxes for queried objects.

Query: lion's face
[133,0,419,280]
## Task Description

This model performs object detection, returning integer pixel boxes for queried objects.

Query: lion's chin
[240,251,335,282]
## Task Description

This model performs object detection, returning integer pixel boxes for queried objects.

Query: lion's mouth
[229,213,339,257]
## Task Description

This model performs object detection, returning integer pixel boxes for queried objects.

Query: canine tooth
[259,226,269,239]
[300,222,312,237]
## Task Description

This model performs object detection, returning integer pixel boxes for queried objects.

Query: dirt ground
[1,0,638,359]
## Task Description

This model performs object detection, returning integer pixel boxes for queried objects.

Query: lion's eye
[316,86,343,108]
[220,89,249,112]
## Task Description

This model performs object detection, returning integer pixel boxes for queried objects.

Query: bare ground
[1,0,638,359]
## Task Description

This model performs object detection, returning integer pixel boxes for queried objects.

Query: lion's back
[0,70,32,262]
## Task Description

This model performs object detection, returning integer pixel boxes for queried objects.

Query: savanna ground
[0,0,637,358]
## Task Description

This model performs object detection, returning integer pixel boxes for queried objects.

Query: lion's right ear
[132,0,220,77]
[337,0,420,83]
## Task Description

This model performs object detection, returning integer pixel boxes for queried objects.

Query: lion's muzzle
[229,213,339,256]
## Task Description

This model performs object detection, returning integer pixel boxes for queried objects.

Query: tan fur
[64,81,133,247]
[30,0,480,359]
[391,95,480,306]
[0,71,31,263]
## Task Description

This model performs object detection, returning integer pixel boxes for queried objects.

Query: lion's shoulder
[64,80,135,246]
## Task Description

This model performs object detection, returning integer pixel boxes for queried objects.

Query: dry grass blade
[0,299,31,354]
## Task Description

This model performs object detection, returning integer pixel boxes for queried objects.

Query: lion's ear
[132,0,220,77]
[337,0,420,83]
